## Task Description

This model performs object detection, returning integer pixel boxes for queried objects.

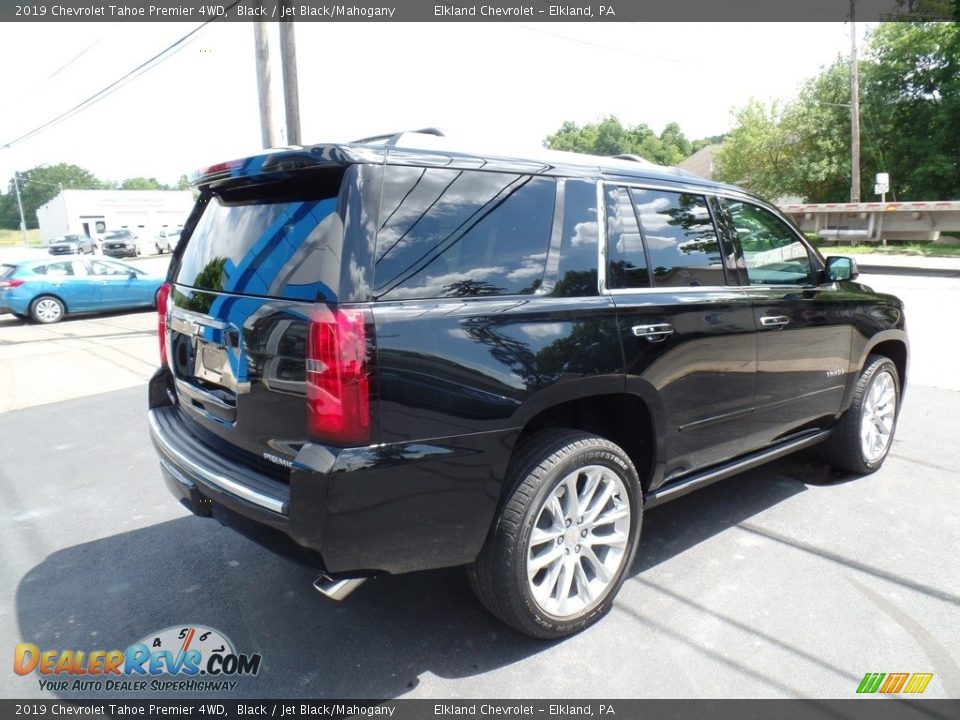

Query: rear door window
[631,189,725,288]
[33,261,76,276]
[374,167,555,300]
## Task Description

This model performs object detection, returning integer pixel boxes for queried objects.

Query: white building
[35,189,195,244]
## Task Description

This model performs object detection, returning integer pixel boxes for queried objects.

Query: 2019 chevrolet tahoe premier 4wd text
[148,131,907,638]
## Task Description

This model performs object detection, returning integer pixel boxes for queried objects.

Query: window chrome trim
[596,180,608,294]
[603,285,745,296]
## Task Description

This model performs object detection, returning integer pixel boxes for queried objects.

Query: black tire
[822,354,900,475]
[469,429,642,639]
[29,295,66,324]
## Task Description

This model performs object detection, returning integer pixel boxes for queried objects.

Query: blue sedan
[0,257,165,323]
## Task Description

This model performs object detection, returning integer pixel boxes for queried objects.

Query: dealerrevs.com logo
[14,625,262,693]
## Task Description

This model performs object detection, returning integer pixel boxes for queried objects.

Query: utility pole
[13,172,27,245]
[849,1,861,202]
[253,18,279,149]
[279,6,301,146]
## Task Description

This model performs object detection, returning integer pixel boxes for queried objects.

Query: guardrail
[779,200,960,244]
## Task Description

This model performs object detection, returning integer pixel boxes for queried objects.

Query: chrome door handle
[631,323,675,342]
[760,315,790,328]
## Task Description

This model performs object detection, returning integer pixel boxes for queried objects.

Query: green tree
[715,22,959,203]
[120,176,169,191]
[783,58,861,202]
[544,116,707,166]
[1,164,108,229]
[713,100,794,200]
[863,21,960,199]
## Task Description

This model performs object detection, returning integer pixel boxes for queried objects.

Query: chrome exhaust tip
[312,573,367,601]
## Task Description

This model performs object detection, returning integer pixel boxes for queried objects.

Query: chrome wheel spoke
[530,526,564,547]
[580,545,613,583]
[572,560,593,603]
[555,563,575,614]
[528,545,564,577]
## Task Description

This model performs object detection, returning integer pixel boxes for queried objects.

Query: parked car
[0,256,165,323]
[154,228,182,254]
[147,131,908,639]
[101,229,141,258]
[48,233,94,256]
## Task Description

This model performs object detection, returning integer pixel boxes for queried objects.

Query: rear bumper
[147,373,514,576]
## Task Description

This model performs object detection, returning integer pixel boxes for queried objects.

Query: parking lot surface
[0,273,957,699]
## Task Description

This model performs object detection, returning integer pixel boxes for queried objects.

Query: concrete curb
[855,254,960,277]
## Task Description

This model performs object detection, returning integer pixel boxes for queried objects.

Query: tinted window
[375,168,555,300]
[174,169,346,301]
[33,261,76,276]
[0,264,14,279]
[553,179,600,297]
[605,186,648,289]
[631,189,724,288]
[722,200,813,286]
[89,260,130,276]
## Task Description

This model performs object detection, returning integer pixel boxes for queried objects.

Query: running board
[644,430,830,509]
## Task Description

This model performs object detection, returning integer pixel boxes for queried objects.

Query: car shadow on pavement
[14,515,541,700]
[15,453,829,701]
[631,450,822,575]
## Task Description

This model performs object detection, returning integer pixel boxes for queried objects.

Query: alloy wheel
[526,465,631,618]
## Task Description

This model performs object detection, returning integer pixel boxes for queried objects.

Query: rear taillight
[307,307,371,446]
[157,283,171,366]
[0,279,24,289]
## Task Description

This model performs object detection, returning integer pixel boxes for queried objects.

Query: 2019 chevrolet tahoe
[148,130,907,638]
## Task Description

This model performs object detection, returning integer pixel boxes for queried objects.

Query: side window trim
[596,180,608,293]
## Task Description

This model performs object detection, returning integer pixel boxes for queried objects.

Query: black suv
[148,131,907,638]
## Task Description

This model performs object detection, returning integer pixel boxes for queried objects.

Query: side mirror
[824,256,858,282]
[128,271,138,279]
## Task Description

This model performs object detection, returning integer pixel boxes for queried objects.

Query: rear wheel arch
[512,390,660,494]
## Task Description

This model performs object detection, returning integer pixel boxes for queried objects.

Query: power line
[2,4,240,150]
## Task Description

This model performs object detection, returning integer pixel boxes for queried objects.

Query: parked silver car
[102,229,140,258]
[48,234,95,256]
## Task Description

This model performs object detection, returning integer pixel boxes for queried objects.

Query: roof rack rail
[351,128,446,146]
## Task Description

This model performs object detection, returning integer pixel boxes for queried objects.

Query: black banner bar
[2,0,958,23]
[0,700,958,720]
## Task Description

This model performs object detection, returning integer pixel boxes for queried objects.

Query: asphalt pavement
[0,270,958,700]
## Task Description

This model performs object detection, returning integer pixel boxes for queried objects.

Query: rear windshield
[174,170,346,302]
[0,264,15,279]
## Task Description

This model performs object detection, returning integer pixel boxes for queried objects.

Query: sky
[0,21,873,191]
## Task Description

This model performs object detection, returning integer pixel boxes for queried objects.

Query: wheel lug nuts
[557,537,563,545]
[581,529,587,538]
[565,518,572,527]
[575,545,581,553]
[564,548,570,555]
